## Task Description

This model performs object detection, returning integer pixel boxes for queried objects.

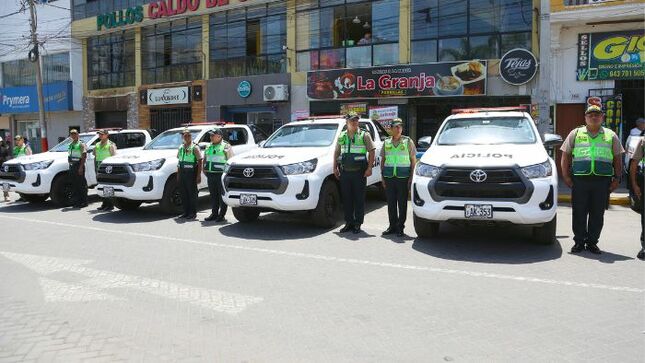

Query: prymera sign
[147,87,190,106]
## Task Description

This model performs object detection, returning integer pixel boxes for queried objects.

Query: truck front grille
[97,164,135,186]
[433,168,528,200]
[224,166,287,194]
[0,164,25,182]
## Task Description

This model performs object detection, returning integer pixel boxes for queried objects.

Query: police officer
[177,129,202,219]
[333,111,376,234]
[68,129,89,208]
[203,128,233,222]
[629,136,644,260]
[13,135,32,158]
[560,105,625,254]
[381,118,417,237]
[95,130,117,211]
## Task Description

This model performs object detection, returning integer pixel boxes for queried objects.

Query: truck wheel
[19,193,49,203]
[113,198,142,211]
[533,216,556,245]
[232,207,260,223]
[414,214,439,239]
[311,181,340,228]
[50,175,74,207]
[160,177,183,215]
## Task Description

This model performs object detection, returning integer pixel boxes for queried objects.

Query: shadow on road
[411,224,564,264]
[569,250,634,264]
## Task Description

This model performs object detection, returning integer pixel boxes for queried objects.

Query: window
[142,17,202,84]
[87,32,135,90]
[223,128,249,146]
[209,2,286,78]
[411,0,532,63]
[2,53,70,88]
[296,0,400,71]
[109,132,147,149]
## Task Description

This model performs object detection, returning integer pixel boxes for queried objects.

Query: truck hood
[420,144,550,168]
[229,147,331,166]
[4,151,67,165]
[102,148,178,164]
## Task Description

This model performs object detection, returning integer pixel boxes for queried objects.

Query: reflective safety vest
[338,130,368,170]
[383,137,411,178]
[13,145,27,157]
[178,143,198,169]
[94,141,114,167]
[204,141,228,173]
[571,127,615,176]
[68,142,84,163]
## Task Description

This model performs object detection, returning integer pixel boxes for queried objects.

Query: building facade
[0,0,83,152]
[72,0,542,140]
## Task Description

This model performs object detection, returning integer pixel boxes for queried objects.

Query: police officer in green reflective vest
[68,129,89,208]
[13,135,32,158]
[333,111,376,234]
[561,105,625,254]
[177,129,202,220]
[95,129,117,211]
[203,128,233,222]
[381,118,417,237]
[629,137,644,260]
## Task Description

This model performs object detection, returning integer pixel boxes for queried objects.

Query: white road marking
[1,251,263,314]
[0,214,642,294]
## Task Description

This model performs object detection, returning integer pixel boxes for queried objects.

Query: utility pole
[537,0,552,135]
[27,0,48,151]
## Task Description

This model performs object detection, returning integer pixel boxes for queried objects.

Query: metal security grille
[150,107,192,134]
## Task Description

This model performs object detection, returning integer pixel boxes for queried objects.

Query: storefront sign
[97,6,144,31]
[148,0,250,20]
[307,61,487,100]
[340,103,367,116]
[147,87,189,105]
[0,81,72,114]
[369,106,398,129]
[499,48,538,86]
[237,81,252,98]
[586,95,622,134]
[577,30,645,81]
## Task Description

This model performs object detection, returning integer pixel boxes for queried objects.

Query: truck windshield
[144,129,201,150]
[50,135,95,152]
[263,124,338,148]
[437,117,537,145]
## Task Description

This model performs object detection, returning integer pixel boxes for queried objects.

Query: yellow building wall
[551,0,645,13]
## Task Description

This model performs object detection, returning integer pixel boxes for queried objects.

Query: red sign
[148,0,248,19]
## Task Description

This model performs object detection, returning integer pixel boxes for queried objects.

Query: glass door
[17,120,42,153]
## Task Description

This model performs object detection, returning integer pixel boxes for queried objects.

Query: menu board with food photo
[307,61,487,100]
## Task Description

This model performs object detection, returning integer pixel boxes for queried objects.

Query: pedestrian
[177,129,202,220]
[560,105,625,254]
[629,117,645,136]
[203,127,232,222]
[67,129,89,208]
[13,135,32,158]
[381,118,417,237]
[94,130,117,211]
[333,111,376,234]
[0,137,10,202]
[628,136,644,260]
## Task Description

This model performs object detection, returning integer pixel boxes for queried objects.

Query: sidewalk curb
[558,193,631,206]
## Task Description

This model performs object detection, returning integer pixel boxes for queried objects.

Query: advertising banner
[369,106,398,129]
[0,81,72,114]
[577,30,645,81]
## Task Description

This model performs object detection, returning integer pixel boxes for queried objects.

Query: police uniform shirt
[334,130,376,155]
[70,142,88,156]
[380,136,418,169]
[181,143,203,162]
[632,138,644,162]
[560,127,625,156]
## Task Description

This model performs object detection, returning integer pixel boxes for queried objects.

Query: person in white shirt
[629,117,645,136]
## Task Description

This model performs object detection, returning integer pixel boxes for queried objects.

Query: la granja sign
[97,0,252,31]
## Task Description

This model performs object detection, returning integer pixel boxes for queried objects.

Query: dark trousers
[178,169,198,216]
[571,176,611,245]
[385,177,409,231]
[69,163,87,205]
[638,177,644,249]
[207,172,227,217]
[340,170,366,226]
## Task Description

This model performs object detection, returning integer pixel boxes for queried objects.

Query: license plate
[102,186,114,198]
[464,204,493,219]
[240,193,257,206]
[2,183,9,192]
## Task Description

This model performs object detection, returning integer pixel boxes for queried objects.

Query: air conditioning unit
[263,85,289,102]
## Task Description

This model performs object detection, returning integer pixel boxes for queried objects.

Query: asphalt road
[0,192,643,362]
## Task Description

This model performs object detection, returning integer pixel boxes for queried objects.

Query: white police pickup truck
[95,123,263,214]
[222,116,387,227]
[412,108,562,244]
[0,129,151,206]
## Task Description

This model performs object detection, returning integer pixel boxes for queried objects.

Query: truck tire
[414,213,439,239]
[533,215,556,245]
[19,193,49,203]
[232,207,260,223]
[113,198,142,211]
[50,175,74,207]
[160,176,182,215]
[311,181,340,228]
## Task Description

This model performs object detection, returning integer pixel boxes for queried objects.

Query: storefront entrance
[615,79,644,139]
[96,111,127,129]
[225,106,284,136]
[16,120,42,153]
[150,107,192,135]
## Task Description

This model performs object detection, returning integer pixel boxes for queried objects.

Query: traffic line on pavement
[0,214,642,294]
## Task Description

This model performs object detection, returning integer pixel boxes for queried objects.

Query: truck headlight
[521,160,552,179]
[281,158,317,175]
[415,162,440,179]
[22,160,54,171]
[131,158,165,172]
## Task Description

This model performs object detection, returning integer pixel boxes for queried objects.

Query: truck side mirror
[417,136,433,149]
[543,133,563,148]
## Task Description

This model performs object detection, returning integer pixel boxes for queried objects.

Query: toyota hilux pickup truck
[0,129,151,206]
[412,107,563,244]
[222,116,388,227]
[95,123,262,214]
